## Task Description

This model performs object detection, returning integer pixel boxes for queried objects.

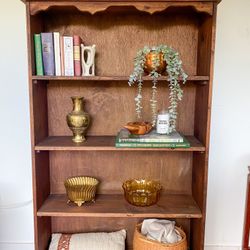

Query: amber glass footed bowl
[122,179,162,207]
[64,176,99,207]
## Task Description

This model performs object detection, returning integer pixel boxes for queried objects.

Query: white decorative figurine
[81,44,96,76]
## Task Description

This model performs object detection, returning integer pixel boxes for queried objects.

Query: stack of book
[34,32,83,77]
[115,129,190,148]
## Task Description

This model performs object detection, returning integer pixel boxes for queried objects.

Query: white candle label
[157,113,170,134]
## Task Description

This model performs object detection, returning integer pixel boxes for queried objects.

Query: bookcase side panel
[31,80,51,250]
[27,5,51,249]
[192,4,218,250]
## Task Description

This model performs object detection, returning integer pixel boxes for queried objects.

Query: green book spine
[34,34,44,76]
[115,143,190,148]
[115,135,190,148]
[115,138,190,148]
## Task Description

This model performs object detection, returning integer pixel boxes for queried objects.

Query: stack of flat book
[115,129,190,148]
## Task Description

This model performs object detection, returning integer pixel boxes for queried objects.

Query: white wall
[0,1,34,249]
[205,0,250,249]
[0,0,249,249]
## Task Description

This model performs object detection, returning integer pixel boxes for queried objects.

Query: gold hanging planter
[144,51,167,74]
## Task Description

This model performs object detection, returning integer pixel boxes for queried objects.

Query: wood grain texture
[36,217,51,250]
[195,15,213,144]
[47,82,196,136]
[32,82,48,144]
[29,2,214,16]
[243,167,250,249]
[191,5,217,250]
[49,151,193,194]
[23,1,220,249]
[30,14,44,75]
[34,152,51,250]
[44,9,198,76]
[27,4,51,250]
[22,0,222,3]
[51,217,191,250]
[32,75,209,82]
[38,194,202,218]
[35,135,205,151]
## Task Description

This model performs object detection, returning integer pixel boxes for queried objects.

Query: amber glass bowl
[122,179,162,207]
[64,176,99,207]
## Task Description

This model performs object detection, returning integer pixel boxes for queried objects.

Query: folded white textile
[48,230,126,250]
[141,219,182,244]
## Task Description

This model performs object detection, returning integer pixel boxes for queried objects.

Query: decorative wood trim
[22,0,222,3]
[29,1,214,15]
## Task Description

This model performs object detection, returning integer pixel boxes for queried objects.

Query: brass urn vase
[66,97,90,143]
[144,51,167,74]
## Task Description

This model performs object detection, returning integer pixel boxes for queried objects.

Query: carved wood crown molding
[29,1,215,15]
[22,0,222,3]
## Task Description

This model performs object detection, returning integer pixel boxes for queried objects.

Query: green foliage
[128,45,188,132]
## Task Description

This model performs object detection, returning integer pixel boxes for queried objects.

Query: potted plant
[128,45,188,133]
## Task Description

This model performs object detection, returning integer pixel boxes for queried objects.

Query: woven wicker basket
[133,223,187,250]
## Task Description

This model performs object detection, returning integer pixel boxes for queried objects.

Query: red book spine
[73,35,82,76]
[60,36,65,76]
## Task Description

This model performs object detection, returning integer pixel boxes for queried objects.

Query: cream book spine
[63,36,74,76]
[53,32,61,76]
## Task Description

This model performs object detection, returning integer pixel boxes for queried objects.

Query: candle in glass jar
[156,111,170,134]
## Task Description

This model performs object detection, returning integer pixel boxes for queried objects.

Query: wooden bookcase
[21,0,221,249]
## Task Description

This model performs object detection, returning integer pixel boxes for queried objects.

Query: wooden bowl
[124,122,152,135]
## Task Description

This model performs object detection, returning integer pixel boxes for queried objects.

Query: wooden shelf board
[35,136,205,152]
[37,194,202,218]
[32,75,209,83]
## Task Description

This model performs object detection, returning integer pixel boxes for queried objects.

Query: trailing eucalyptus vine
[128,45,188,132]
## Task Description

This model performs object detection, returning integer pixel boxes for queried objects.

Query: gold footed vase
[66,96,90,143]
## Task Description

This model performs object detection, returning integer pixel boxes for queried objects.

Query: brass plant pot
[66,96,90,143]
[64,176,99,207]
[144,51,167,74]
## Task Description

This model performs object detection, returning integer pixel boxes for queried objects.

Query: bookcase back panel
[51,217,190,249]
[42,10,199,76]
[47,82,196,136]
[49,151,193,194]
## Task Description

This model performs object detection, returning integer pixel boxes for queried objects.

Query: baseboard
[0,242,34,250]
[205,246,241,250]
